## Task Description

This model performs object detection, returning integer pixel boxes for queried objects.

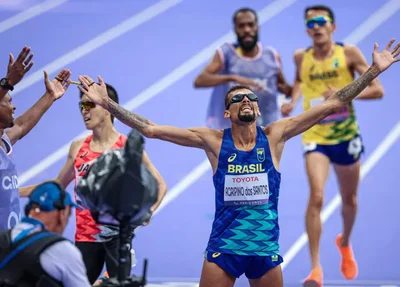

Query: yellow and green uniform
[300,42,360,145]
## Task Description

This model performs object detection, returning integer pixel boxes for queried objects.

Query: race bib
[310,97,350,124]
[224,173,269,206]
[347,136,363,157]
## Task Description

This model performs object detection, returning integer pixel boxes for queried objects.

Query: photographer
[0,181,91,287]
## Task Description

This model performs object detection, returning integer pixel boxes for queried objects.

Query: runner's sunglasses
[79,101,96,112]
[226,93,258,109]
[305,16,332,29]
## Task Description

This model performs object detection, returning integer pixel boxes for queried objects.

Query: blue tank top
[206,126,281,256]
[0,133,21,231]
[206,42,281,129]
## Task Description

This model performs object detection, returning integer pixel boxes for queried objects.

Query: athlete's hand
[281,102,294,117]
[6,46,34,86]
[44,69,71,101]
[372,38,400,73]
[77,75,109,108]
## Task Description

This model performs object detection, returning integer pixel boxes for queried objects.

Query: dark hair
[224,84,253,108]
[233,8,258,25]
[79,83,119,123]
[304,5,335,23]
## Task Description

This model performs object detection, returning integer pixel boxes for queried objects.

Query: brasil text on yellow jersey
[300,43,360,145]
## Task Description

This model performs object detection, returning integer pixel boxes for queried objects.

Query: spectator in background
[0,180,91,287]
[194,7,292,129]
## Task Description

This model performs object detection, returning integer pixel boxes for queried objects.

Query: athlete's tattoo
[107,98,153,133]
[334,65,380,103]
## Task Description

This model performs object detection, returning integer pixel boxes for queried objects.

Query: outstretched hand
[6,46,34,86]
[44,69,71,101]
[372,38,400,73]
[77,75,109,108]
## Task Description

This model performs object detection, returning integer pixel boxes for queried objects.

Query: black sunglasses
[226,93,258,109]
[79,101,96,112]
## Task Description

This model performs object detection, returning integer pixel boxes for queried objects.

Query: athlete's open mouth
[84,117,90,122]
[240,105,252,112]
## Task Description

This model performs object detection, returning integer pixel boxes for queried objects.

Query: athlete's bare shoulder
[343,43,359,52]
[293,48,306,81]
[343,43,365,68]
[343,43,363,58]
[192,126,224,153]
[193,127,224,172]
[294,48,306,56]
[68,137,86,159]
[294,48,306,65]
[262,123,281,141]
[71,137,86,149]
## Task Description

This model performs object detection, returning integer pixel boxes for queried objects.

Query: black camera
[76,129,158,286]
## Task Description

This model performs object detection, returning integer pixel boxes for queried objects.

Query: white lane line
[0,0,67,33]
[11,0,184,96]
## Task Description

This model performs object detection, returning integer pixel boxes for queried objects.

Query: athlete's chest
[302,54,349,83]
[220,147,273,207]
[224,151,267,173]
[74,149,102,178]
[0,152,16,172]
[74,138,126,178]
[227,53,279,79]
[0,154,18,196]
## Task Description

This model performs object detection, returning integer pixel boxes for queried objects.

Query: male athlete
[0,45,72,231]
[20,84,168,284]
[78,39,399,287]
[194,7,292,129]
[280,5,385,286]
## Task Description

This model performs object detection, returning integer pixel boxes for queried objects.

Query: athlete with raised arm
[77,39,399,287]
[0,45,71,231]
[281,5,385,286]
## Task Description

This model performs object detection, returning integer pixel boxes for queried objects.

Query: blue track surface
[1,0,399,286]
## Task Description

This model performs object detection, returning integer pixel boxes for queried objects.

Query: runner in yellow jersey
[280,5,384,287]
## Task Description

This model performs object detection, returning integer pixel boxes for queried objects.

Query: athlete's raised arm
[6,69,71,145]
[77,75,215,150]
[272,39,400,143]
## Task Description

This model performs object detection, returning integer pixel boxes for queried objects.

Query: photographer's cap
[28,181,81,211]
